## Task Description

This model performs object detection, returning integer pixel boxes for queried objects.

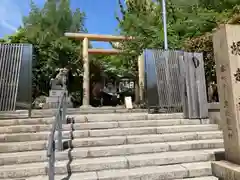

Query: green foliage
[116,0,240,83]
[117,0,164,53]
[0,39,6,43]
[1,0,239,98]
[198,0,240,12]
[0,0,130,101]
[2,0,86,95]
[101,55,136,78]
[183,5,240,83]
[23,0,86,94]
[114,0,163,79]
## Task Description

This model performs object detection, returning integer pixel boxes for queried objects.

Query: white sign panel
[124,96,133,109]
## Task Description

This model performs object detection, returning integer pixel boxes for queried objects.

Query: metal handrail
[47,91,67,180]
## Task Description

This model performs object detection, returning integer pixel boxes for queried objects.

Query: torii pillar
[65,33,134,107]
[82,37,90,106]
[138,54,145,103]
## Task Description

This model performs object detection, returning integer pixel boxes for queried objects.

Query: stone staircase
[0,112,223,180]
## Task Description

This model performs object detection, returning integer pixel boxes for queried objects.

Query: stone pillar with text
[212,24,240,179]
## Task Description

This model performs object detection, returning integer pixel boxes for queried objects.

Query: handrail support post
[57,108,63,151]
[62,94,67,124]
[48,141,55,180]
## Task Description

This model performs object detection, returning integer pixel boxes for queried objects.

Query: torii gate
[64,33,145,107]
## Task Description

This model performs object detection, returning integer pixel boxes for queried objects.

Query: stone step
[24,175,219,180]
[0,161,45,179]
[75,124,219,138]
[0,131,222,153]
[0,108,148,119]
[0,113,184,126]
[0,131,223,165]
[12,176,219,180]
[72,113,184,122]
[0,118,198,131]
[0,123,218,138]
[0,119,200,133]
[0,117,54,127]
[175,177,218,180]
[0,136,224,165]
[22,161,213,180]
[61,150,216,172]
[115,119,201,127]
[0,131,71,142]
[0,130,223,153]
[0,119,203,134]
[94,161,213,180]
[72,131,223,147]
[0,149,67,165]
[0,122,216,142]
[0,146,223,167]
[73,119,201,129]
[70,139,223,158]
[0,150,215,179]
[0,140,49,153]
[0,124,72,134]
[0,128,222,143]
[18,175,220,180]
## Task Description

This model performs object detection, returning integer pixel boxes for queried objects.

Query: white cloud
[0,0,30,36]
[0,0,46,37]
[0,20,18,32]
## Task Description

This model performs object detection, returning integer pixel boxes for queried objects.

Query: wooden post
[82,37,90,106]
[138,54,145,103]
[213,24,240,163]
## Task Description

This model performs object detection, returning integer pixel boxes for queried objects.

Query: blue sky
[0,0,124,48]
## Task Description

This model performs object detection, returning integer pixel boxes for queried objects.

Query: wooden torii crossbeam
[65,33,132,41]
[88,49,122,55]
[64,32,144,107]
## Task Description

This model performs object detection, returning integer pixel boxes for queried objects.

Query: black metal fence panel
[0,44,33,112]
[144,50,183,113]
[144,49,159,108]
[144,49,208,119]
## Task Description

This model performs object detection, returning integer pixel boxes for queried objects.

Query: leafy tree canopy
[2,0,86,95]
[115,0,240,83]
[1,0,240,97]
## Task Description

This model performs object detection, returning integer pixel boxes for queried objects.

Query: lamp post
[162,0,168,50]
